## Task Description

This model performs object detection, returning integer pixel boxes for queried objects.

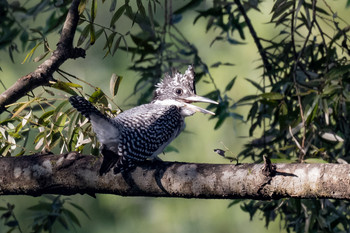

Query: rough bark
[0,0,85,114]
[1,153,349,200]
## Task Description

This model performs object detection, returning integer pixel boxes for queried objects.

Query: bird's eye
[175,88,183,95]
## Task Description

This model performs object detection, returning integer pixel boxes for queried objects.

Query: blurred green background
[0,1,349,232]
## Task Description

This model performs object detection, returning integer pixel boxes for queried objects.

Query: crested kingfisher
[69,65,218,175]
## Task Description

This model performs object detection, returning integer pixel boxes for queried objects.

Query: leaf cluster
[0,195,89,233]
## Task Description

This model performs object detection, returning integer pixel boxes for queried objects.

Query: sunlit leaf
[110,74,123,97]
[320,132,344,142]
[38,110,54,126]
[51,81,78,96]
[304,158,328,163]
[11,100,35,119]
[78,0,87,15]
[21,42,42,64]
[89,24,96,45]
[89,88,108,106]
[91,0,97,22]
[260,92,284,100]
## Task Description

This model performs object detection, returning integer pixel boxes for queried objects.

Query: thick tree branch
[1,153,350,200]
[0,0,85,114]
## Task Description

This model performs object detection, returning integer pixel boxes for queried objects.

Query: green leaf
[5,220,18,227]
[260,92,284,100]
[112,36,122,55]
[89,88,108,106]
[69,202,91,219]
[110,5,126,27]
[38,110,55,125]
[49,132,62,149]
[110,74,123,97]
[55,113,67,133]
[90,24,96,45]
[163,145,179,153]
[271,1,294,22]
[27,203,52,211]
[103,32,117,57]
[11,99,35,119]
[245,78,264,93]
[228,200,242,208]
[210,62,235,68]
[304,95,319,123]
[77,24,90,47]
[136,0,147,18]
[225,76,237,92]
[325,65,350,80]
[64,82,83,88]
[304,158,328,163]
[0,144,11,156]
[51,81,78,96]
[21,42,42,64]
[237,95,259,104]
[62,209,81,227]
[148,1,155,33]
[58,215,69,230]
[78,0,88,15]
[91,0,97,22]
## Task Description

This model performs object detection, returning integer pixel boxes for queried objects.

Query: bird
[69,65,218,175]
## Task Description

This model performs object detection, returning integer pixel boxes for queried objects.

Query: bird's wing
[116,105,184,162]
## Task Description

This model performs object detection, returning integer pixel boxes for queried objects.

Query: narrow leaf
[225,76,237,92]
[11,100,34,119]
[77,24,90,47]
[51,81,78,96]
[260,92,284,100]
[110,5,126,27]
[110,74,123,97]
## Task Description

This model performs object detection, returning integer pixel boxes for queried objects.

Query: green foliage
[237,199,350,233]
[1,0,350,233]
[0,196,89,233]
[0,203,23,233]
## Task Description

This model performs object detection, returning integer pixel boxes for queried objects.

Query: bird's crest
[155,65,196,95]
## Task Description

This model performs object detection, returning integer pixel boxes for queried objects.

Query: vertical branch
[233,0,272,151]
[291,0,317,161]
[234,0,274,82]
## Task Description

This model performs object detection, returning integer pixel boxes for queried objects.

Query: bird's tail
[69,96,106,119]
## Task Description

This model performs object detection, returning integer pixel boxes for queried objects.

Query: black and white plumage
[69,65,217,175]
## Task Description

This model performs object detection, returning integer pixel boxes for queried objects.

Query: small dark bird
[69,65,218,175]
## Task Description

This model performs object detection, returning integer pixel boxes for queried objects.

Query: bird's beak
[181,95,218,115]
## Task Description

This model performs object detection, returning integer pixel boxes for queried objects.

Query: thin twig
[234,0,273,82]
[290,0,318,161]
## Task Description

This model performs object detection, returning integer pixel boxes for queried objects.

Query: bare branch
[234,0,273,82]
[0,0,85,114]
[2,153,350,200]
